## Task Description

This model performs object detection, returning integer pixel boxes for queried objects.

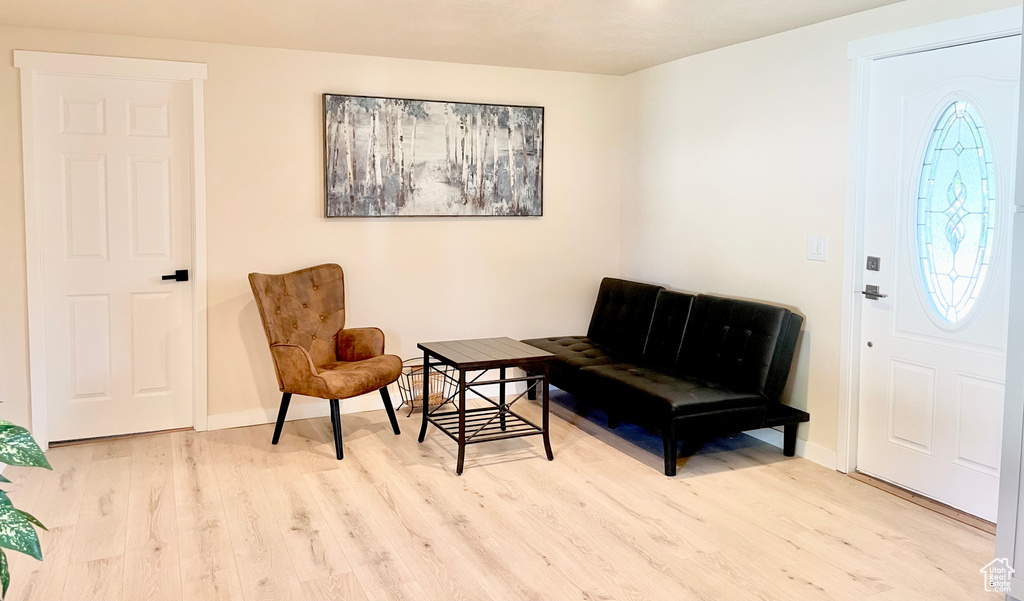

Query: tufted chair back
[249,264,347,387]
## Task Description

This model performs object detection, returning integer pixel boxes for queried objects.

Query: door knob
[860,284,887,300]
[161,269,189,282]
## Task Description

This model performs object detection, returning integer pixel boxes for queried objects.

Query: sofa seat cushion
[582,363,768,417]
[521,336,621,369]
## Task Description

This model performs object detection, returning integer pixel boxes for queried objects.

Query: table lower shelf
[426,405,544,445]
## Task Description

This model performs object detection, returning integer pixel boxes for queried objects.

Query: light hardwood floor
[4,392,998,601]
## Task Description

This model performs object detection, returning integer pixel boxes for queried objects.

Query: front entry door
[857,35,1020,521]
[34,72,196,441]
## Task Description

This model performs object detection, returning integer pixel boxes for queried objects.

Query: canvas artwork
[323,94,543,217]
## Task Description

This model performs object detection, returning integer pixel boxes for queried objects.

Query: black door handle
[860,284,887,300]
[162,269,189,282]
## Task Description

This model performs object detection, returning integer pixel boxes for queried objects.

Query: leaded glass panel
[916,100,997,324]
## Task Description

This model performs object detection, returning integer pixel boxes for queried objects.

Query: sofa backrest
[588,277,663,359]
[675,294,798,401]
[642,290,695,370]
[764,312,803,402]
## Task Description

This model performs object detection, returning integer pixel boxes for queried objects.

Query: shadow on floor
[547,388,791,478]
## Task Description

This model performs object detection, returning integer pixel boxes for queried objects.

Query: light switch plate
[807,235,828,262]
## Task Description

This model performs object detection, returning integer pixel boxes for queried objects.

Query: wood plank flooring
[3,393,998,600]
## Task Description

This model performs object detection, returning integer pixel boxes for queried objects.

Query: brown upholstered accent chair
[249,263,402,459]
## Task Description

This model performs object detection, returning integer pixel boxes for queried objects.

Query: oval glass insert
[916,100,997,324]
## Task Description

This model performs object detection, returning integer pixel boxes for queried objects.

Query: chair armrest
[270,343,328,397]
[336,327,386,362]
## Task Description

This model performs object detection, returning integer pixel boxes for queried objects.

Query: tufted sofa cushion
[641,290,695,370]
[675,295,790,399]
[587,278,663,359]
[581,363,767,419]
[519,336,621,370]
[573,289,695,409]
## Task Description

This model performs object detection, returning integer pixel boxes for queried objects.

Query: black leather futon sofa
[522,277,809,476]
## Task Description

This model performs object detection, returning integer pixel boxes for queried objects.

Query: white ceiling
[0,0,903,75]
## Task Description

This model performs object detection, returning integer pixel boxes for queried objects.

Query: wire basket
[395,357,457,416]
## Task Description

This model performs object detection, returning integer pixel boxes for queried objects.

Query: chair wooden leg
[329,399,344,460]
[380,387,401,435]
[272,393,291,445]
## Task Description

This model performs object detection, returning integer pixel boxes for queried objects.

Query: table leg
[417,351,430,443]
[542,363,553,461]
[499,367,507,431]
[457,369,467,475]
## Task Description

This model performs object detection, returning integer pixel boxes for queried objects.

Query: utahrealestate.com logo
[981,558,1014,593]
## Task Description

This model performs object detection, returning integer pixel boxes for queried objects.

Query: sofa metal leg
[329,399,344,460]
[527,383,537,401]
[272,393,291,445]
[783,422,798,457]
[663,430,678,477]
[380,387,401,435]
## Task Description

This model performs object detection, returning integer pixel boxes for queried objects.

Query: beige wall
[0,27,624,425]
[620,0,1020,459]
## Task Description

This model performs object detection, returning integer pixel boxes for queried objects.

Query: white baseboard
[746,427,837,470]
[206,392,389,431]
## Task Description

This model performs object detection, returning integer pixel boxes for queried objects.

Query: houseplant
[0,420,50,598]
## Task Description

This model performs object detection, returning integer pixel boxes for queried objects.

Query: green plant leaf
[15,511,45,532]
[0,475,10,484]
[0,422,50,470]
[0,492,41,560]
[0,549,8,600]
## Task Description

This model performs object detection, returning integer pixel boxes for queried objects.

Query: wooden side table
[416,337,555,474]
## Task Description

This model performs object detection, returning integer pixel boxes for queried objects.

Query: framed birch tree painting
[323,94,544,217]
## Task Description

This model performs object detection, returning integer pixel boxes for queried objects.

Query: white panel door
[36,73,194,441]
[858,35,1020,521]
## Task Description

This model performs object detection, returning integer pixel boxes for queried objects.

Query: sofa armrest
[337,327,386,362]
[270,343,327,397]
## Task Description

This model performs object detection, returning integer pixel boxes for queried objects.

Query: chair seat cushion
[521,336,621,369]
[582,363,768,417]
[318,354,402,399]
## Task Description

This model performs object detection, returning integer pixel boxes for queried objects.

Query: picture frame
[323,93,544,217]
